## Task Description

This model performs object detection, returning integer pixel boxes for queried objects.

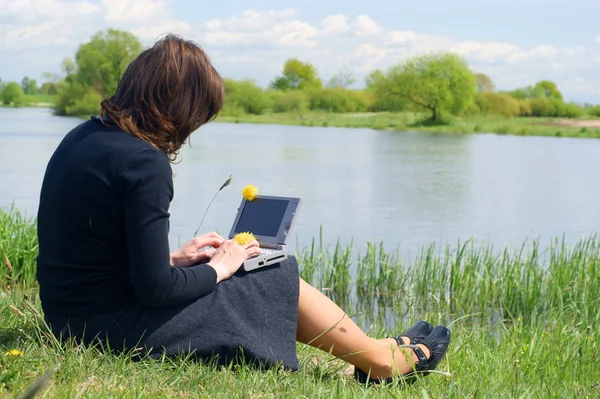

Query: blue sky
[1,0,600,103]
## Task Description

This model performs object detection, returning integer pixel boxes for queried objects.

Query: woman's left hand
[170,232,224,267]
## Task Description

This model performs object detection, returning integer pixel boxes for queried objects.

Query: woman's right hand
[207,239,261,283]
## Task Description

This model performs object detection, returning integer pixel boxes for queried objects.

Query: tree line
[2,28,600,121]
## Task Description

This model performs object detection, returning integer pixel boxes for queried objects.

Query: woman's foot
[355,325,451,384]
[396,320,433,345]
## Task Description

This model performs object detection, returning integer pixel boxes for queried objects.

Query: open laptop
[228,194,302,271]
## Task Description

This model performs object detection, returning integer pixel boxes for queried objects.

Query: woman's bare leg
[297,278,430,379]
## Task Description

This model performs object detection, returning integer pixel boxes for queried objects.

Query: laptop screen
[233,198,290,237]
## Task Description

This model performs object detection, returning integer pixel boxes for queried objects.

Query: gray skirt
[47,257,300,371]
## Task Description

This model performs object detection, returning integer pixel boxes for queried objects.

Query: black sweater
[36,117,217,317]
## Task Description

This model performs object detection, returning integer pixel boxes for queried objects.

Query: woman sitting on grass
[35,34,451,385]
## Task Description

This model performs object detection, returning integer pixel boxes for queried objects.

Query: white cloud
[1,4,599,102]
[595,34,600,44]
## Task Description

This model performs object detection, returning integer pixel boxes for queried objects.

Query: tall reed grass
[2,207,600,397]
[297,233,600,328]
[2,206,599,328]
[0,205,38,287]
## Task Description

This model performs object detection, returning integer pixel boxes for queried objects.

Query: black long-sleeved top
[36,117,217,317]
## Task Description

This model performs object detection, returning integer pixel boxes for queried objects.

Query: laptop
[228,194,302,271]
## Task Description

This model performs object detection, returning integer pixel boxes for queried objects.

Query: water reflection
[2,107,600,256]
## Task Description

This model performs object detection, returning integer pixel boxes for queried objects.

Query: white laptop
[228,194,302,271]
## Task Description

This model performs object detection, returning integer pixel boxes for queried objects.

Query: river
[1,107,599,257]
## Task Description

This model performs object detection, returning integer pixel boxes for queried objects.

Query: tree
[21,77,39,95]
[475,73,495,92]
[40,82,58,95]
[375,52,477,121]
[1,82,25,106]
[74,29,143,95]
[270,58,322,90]
[53,29,144,116]
[326,65,356,88]
[507,80,563,101]
[0,78,5,95]
[532,80,563,101]
[364,69,405,112]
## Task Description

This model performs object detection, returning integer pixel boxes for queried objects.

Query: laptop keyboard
[260,248,278,255]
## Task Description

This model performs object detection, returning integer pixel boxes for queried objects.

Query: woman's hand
[208,239,262,283]
[170,232,224,267]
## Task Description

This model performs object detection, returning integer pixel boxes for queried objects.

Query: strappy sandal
[354,325,451,385]
[396,320,433,345]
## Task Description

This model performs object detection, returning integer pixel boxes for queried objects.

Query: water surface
[1,107,599,256]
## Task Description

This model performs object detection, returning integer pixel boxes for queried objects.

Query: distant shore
[217,112,600,139]
[4,104,600,139]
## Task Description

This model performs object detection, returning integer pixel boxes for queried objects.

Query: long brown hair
[100,34,224,161]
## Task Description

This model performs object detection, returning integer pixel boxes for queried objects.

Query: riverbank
[2,286,597,398]
[4,103,600,139]
[0,94,55,109]
[2,207,599,397]
[218,112,600,138]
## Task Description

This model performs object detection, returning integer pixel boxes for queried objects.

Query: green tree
[326,65,356,88]
[21,77,39,95]
[475,73,495,92]
[1,82,25,106]
[20,77,39,94]
[52,29,144,116]
[40,82,58,95]
[74,29,143,95]
[507,80,563,101]
[532,80,563,101]
[270,59,322,91]
[364,69,405,111]
[375,52,477,121]
[0,78,5,95]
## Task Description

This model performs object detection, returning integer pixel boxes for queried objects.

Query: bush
[54,82,102,116]
[561,103,584,118]
[223,79,272,115]
[586,106,600,117]
[518,99,532,116]
[307,88,367,113]
[270,90,309,113]
[1,82,25,106]
[474,92,520,117]
[529,98,556,117]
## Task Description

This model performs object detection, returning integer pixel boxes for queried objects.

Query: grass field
[1,207,599,397]
[217,112,600,139]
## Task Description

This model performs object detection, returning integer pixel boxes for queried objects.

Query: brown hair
[100,34,224,160]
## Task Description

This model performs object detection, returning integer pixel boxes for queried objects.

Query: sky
[1,0,600,103]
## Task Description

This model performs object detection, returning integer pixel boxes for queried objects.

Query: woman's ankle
[364,340,431,379]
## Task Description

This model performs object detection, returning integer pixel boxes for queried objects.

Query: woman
[36,34,451,384]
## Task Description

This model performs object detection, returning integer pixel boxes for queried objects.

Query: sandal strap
[411,345,429,368]
[393,339,430,369]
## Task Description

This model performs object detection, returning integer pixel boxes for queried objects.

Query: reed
[2,207,600,397]
[297,235,600,328]
[0,205,38,287]
[2,286,598,398]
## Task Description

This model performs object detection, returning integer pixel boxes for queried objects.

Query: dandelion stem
[193,174,233,237]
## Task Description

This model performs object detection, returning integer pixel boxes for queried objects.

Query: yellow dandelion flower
[234,232,258,246]
[242,184,259,201]
[5,349,23,356]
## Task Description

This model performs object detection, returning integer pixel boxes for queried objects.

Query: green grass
[0,94,56,108]
[2,208,600,397]
[216,112,600,139]
[0,206,38,287]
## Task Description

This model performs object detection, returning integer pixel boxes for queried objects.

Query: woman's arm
[120,149,218,308]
